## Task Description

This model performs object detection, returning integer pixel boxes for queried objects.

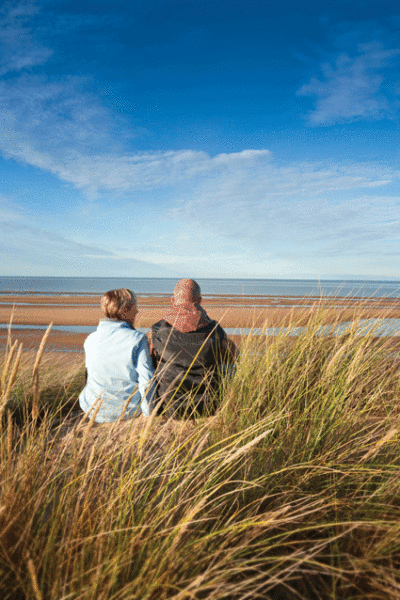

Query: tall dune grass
[1,306,400,599]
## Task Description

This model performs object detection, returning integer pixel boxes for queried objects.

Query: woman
[79,288,155,422]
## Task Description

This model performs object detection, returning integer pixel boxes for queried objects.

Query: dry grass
[1,304,400,599]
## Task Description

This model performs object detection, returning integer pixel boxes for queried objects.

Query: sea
[1,276,400,298]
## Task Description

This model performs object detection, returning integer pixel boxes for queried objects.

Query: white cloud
[170,163,400,258]
[0,7,272,196]
[297,41,400,125]
[0,219,179,276]
[0,1,53,75]
[0,73,128,159]
[1,156,399,277]
[0,196,22,221]
[0,89,273,192]
[0,221,115,257]
[0,2,274,197]
[0,1,138,190]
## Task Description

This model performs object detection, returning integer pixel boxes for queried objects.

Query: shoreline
[1,293,400,353]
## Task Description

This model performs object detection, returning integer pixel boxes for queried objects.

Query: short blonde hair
[101,288,136,320]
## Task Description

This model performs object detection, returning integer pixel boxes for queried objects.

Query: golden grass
[1,304,400,598]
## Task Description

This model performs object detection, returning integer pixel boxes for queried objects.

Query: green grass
[1,306,400,599]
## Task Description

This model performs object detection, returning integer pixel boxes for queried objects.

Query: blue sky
[0,0,399,279]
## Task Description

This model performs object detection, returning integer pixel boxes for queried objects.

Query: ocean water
[1,276,400,298]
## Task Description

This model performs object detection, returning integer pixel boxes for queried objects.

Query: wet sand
[0,328,88,353]
[1,293,400,352]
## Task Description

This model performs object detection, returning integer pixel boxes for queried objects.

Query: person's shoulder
[123,327,150,352]
[129,326,147,340]
[116,321,145,341]
[151,319,172,332]
[83,327,100,345]
[195,320,226,341]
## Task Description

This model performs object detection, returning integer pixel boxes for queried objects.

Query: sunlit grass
[1,304,400,599]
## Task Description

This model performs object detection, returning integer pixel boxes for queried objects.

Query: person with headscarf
[149,279,237,417]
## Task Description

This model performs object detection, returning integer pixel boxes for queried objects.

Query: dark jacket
[151,319,226,417]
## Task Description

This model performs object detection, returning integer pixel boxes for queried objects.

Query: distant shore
[1,292,400,352]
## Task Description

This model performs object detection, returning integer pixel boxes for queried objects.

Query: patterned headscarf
[162,279,211,333]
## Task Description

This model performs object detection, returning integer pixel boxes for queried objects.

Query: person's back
[150,279,236,417]
[79,288,155,422]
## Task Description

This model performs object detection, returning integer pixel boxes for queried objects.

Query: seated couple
[79,279,237,423]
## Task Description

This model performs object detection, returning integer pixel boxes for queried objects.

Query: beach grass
[1,305,400,599]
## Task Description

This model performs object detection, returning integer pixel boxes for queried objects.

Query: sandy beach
[1,292,400,352]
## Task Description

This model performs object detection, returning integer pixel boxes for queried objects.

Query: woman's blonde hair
[101,288,136,320]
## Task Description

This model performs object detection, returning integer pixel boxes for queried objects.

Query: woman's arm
[136,336,157,416]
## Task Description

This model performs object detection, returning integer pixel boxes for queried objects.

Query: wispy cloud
[0,78,272,193]
[0,0,140,193]
[0,4,273,197]
[0,196,22,221]
[0,220,178,276]
[170,163,400,258]
[0,1,53,75]
[1,221,115,257]
[297,40,400,125]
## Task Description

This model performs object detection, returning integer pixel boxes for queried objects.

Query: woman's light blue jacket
[79,318,156,423]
